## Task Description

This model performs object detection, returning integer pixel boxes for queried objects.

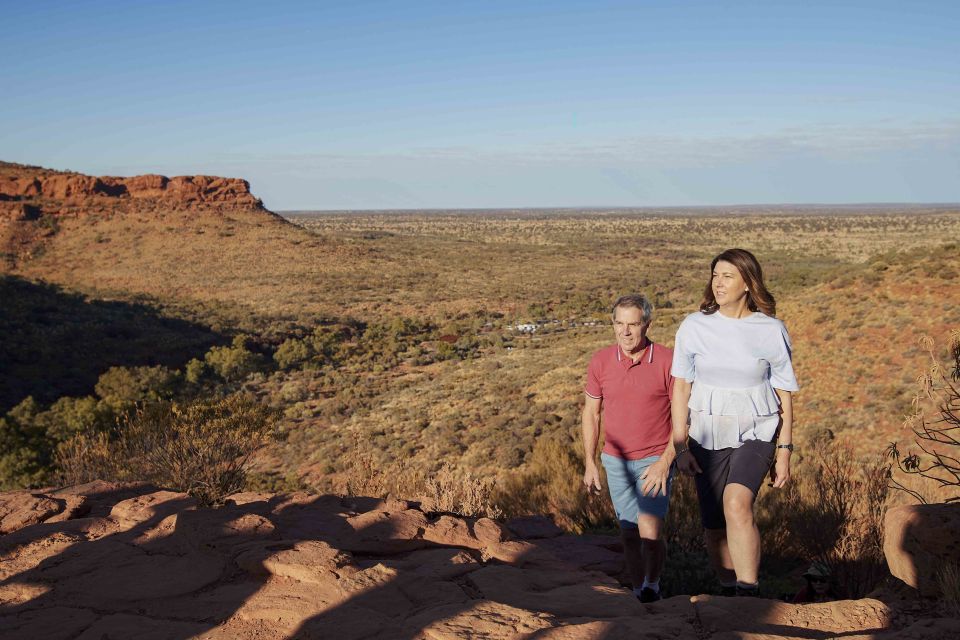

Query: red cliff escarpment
[0,161,283,268]
[0,162,263,214]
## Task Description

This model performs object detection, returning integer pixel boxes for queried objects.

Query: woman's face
[712,260,749,308]
[810,577,830,594]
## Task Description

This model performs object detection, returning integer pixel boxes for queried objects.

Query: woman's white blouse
[671,311,799,450]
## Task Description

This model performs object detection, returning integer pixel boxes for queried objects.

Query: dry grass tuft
[335,442,502,518]
[757,434,891,598]
[494,437,614,533]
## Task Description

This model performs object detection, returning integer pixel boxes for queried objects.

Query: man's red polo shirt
[584,342,674,460]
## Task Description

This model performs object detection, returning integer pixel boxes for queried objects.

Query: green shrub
[0,398,54,488]
[0,415,48,489]
[204,339,264,382]
[43,396,109,442]
[274,338,311,370]
[95,365,180,412]
[184,358,209,384]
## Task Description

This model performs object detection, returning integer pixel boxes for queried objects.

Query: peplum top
[671,311,799,450]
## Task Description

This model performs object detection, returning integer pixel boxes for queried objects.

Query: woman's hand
[676,450,702,476]
[770,449,791,488]
[640,457,672,496]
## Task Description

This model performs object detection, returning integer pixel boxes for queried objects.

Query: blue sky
[2,0,958,209]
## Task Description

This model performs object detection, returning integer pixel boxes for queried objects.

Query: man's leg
[620,526,644,589]
[637,513,665,584]
[601,453,645,592]
[633,455,672,601]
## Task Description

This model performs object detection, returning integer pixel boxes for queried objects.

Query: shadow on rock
[1,483,956,640]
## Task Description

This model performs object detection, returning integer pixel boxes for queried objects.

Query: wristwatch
[777,443,794,451]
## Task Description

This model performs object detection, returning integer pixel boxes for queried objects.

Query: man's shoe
[639,587,662,603]
[735,584,760,597]
[720,585,737,597]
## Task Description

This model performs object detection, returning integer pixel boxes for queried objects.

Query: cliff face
[0,162,263,218]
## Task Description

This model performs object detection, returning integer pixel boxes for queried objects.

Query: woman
[792,562,840,603]
[670,248,798,597]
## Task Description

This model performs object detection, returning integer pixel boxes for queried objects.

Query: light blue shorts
[601,452,673,529]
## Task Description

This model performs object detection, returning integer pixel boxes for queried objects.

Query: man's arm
[582,394,603,491]
[770,389,793,488]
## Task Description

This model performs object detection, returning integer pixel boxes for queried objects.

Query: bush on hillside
[274,337,312,370]
[0,407,48,489]
[204,335,266,382]
[94,365,180,412]
[56,395,279,506]
[0,395,114,489]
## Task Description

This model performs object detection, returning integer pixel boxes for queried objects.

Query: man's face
[612,305,649,355]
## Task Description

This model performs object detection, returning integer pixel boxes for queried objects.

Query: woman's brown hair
[700,248,776,317]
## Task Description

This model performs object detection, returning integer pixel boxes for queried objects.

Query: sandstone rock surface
[0,482,949,639]
[884,502,960,596]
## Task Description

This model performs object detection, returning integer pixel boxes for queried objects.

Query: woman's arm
[671,378,701,475]
[770,389,792,488]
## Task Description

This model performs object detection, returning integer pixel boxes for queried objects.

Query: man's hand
[583,462,602,493]
[770,450,791,488]
[640,457,671,496]
[676,450,702,476]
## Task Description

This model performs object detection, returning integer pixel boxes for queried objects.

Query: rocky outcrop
[0,162,262,211]
[884,502,960,597]
[0,483,951,639]
[0,161,281,267]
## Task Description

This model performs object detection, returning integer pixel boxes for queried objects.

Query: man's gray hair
[611,294,653,324]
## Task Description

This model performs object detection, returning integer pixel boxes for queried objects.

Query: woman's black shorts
[690,439,776,530]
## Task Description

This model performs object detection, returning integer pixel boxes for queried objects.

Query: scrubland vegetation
[2,208,959,595]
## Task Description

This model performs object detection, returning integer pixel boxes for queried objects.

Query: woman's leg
[703,527,736,585]
[722,439,776,586]
[721,483,760,584]
[690,443,738,587]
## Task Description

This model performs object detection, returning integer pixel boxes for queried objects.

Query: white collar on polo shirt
[616,342,654,364]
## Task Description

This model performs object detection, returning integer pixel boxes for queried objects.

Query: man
[582,294,676,602]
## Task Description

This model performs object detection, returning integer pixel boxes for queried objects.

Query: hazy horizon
[279,202,960,214]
